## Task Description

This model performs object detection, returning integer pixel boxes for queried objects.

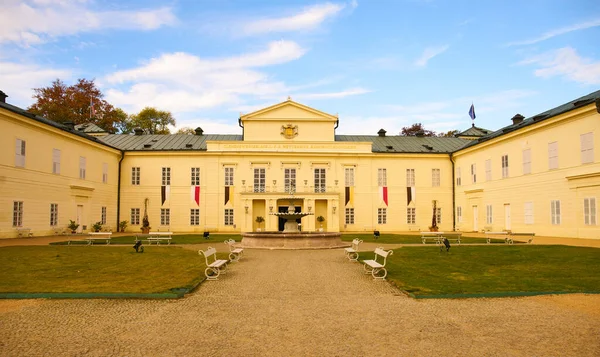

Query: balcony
[239,185,339,194]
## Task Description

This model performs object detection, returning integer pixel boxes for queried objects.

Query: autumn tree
[28,78,127,133]
[129,107,176,134]
[400,123,437,137]
[176,127,196,135]
[438,130,459,137]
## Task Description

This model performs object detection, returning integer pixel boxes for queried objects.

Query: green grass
[51,234,243,245]
[342,233,505,244]
[0,246,214,294]
[374,245,600,296]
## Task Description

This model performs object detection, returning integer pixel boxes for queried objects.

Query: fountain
[240,189,348,249]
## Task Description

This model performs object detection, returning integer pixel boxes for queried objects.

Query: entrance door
[77,205,83,233]
[472,205,478,232]
[278,206,301,231]
[504,204,511,231]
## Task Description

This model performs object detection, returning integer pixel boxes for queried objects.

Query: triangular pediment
[240,99,338,122]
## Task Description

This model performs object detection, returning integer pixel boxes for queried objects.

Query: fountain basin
[240,231,349,250]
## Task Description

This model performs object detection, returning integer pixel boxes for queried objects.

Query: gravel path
[1,249,599,357]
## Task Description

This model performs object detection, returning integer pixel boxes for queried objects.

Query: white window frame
[132,167,140,185]
[377,208,387,225]
[522,149,531,175]
[551,200,561,225]
[457,206,462,223]
[52,149,61,174]
[254,168,266,193]
[101,206,107,225]
[456,167,462,186]
[314,168,326,193]
[548,142,558,170]
[378,168,387,187]
[502,155,509,178]
[285,168,296,192]
[345,208,355,224]
[131,208,140,225]
[345,167,355,187]
[407,207,416,224]
[190,208,200,226]
[191,167,200,186]
[79,156,86,179]
[486,205,493,224]
[224,167,234,186]
[102,163,108,183]
[485,159,491,181]
[162,167,171,186]
[224,208,234,226]
[50,203,58,226]
[13,201,23,227]
[406,169,415,187]
[432,168,440,187]
[471,164,477,184]
[524,202,534,225]
[160,208,170,226]
[15,138,26,167]
[584,197,597,225]
[580,132,594,164]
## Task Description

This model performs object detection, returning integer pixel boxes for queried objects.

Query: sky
[1,0,599,135]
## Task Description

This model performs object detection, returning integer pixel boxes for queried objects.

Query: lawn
[342,233,504,244]
[0,246,210,294]
[378,245,600,297]
[51,233,244,245]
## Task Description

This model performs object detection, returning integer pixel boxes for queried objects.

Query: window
[471,164,477,184]
[436,208,442,224]
[584,197,597,225]
[501,155,509,178]
[457,206,462,223]
[190,209,200,225]
[101,206,107,225]
[285,168,296,192]
[314,168,326,193]
[581,132,594,164]
[131,208,140,225]
[132,167,140,185]
[162,167,171,185]
[50,204,58,226]
[191,167,200,185]
[254,168,266,193]
[15,138,26,167]
[406,169,415,187]
[548,142,558,170]
[79,156,86,179]
[224,167,234,186]
[485,159,491,181]
[522,149,531,175]
[102,163,108,183]
[224,209,234,226]
[13,201,23,227]
[551,200,561,225]
[486,205,493,224]
[524,202,534,224]
[378,168,387,187]
[52,149,61,174]
[345,208,355,224]
[407,207,416,224]
[377,208,387,224]
[160,208,170,226]
[456,167,462,186]
[432,169,440,187]
[345,167,355,186]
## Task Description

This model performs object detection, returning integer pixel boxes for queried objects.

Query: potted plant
[68,219,79,234]
[119,220,128,233]
[429,200,439,232]
[255,216,265,231]
[92,221,102,232]
[141,198,151,234]
[317,215,325,231]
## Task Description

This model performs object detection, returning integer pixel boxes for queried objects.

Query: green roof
[99,134,242,151]
[456,125,492,137]
[336,135,469,153]
[75,123,107,133]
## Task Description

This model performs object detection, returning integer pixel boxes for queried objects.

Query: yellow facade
[1,95,598,239]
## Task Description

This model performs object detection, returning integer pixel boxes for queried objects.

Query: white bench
[147,232,173,245]
[84,232,112,245]
[344,238,363,261]
[16,228,33,238]
[53,227,67,235]
[224,239,244,262]
[421,231,445,244]
[362,247,394,280]
[508,232,535,244]
[485,231,510,244]
[198,247,228,280]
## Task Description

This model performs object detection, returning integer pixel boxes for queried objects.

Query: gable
[240,100,337,122]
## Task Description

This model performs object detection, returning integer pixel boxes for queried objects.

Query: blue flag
[469,104,476,120]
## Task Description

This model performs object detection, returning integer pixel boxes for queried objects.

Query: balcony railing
[240,185,339,194]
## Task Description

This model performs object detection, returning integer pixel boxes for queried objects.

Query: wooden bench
[16,228,33,238]
[362,247,393,280]
[485,231,509,244]
[224,239,244,262]
[508,232,535,244]
[344,238,363,261]
[147,232,173,245]
[198,247,228,280]
[84,232,112,245]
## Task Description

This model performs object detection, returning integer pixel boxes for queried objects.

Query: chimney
[0,90,7,103]
[195,127,204,136]
[134,128,144,136]
[377,129,386,137]
[64,122,75,130]
[511,114,525,125]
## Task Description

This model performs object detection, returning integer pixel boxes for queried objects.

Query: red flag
[379,186,388,206]
[191,186,200,206]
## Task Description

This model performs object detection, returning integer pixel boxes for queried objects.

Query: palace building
[1,90,598,239]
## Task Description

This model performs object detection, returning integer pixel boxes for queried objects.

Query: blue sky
[1,0,599,135]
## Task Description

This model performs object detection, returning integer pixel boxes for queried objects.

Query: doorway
[278,206,301,232]
[472,205,478,232]
[76,205,83,233]
[504,204,511,231]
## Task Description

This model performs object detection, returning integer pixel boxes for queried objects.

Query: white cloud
[175,118,242,135]
[239,2,346,36]
[0,0,176,46]
[295,87,371,100]
[0,61,71,106]
[414,45,449,67]
[506,18,600,46]
[519,47,600,85]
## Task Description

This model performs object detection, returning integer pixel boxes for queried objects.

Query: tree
[28,78,127,133]
[130,107,176,134]
[438,130,459,138]
[176,127,195,135]
[400,123,437,137]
